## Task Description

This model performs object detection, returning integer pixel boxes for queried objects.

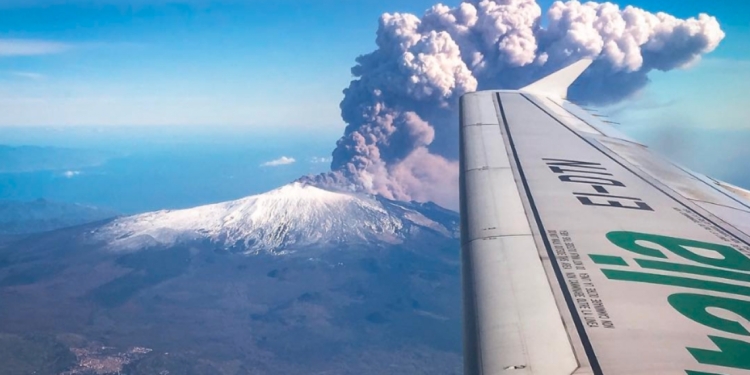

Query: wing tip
[521,58,594,98]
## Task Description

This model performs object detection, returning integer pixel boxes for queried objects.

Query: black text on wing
[543,158,654,212]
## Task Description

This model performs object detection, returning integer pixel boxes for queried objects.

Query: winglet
[520,59,593,98]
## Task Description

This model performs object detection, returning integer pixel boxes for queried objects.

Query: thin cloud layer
[0,39,71,56]
[261,156,296,167]
[302,0,725,209]
[9,71,45,80]
[310,156,333,164]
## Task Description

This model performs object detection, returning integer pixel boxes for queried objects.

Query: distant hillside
[0,199,117,235]
[0,145,113,173]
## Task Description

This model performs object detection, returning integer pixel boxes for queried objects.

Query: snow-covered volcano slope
[94,182,458,253]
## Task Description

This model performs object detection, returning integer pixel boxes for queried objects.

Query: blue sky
[0,0,454,128]
[0,0,747,129]
[0,0,749,212]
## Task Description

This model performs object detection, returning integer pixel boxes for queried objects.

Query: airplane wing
[459,60,750,375]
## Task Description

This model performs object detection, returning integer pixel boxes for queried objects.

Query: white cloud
[63,170,81,178]
[0,39,72,56]
[309,156,332,164]
[261,156,296,167]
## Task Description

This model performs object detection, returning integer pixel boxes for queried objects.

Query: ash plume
[301,0,724,209]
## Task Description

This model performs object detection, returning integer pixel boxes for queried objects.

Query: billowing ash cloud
[301,0,724,209]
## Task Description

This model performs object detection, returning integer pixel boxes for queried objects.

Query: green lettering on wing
[636,258,750,283]
[688,336,750,370]
[606,231,750,271]
[593,231,750,373]
[600,269,750,297]
[669,294,750,336]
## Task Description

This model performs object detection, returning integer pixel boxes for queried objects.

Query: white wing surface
[459,60,750,375]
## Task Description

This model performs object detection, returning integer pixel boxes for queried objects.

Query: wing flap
[460,92,579,375]
[694,201,750,235]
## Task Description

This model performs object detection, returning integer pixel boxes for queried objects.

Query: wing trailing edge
[521,59,593,98]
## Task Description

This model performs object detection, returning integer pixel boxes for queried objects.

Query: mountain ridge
[92,182,458,254]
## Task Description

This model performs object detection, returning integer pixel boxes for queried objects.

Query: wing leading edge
[460,61,750,374]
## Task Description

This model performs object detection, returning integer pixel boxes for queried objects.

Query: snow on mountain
[93,182,457,253]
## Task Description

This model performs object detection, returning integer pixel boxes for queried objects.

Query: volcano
[93,182,457,253]
[0,183,462,375]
